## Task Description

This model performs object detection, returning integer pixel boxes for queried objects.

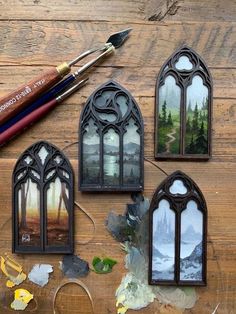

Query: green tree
[192,103,199,132]
[186,117,191,133]
[186,135,195,154]
[167,111,173,127]
[195,121,207,153]
[187,101,192,113]
[161,101,167,125]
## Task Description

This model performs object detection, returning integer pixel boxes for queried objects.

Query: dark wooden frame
[149,171,207,286]
[79,80,144,192]
[12,141,74,254]
[155,45,213,160]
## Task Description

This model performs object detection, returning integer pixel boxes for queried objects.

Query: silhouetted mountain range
[83,142,139,154]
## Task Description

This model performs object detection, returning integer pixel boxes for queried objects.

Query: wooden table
[0,1,235,313]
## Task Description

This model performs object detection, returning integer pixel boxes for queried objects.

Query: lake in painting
[123,118,141,184]
[82,119,100,185]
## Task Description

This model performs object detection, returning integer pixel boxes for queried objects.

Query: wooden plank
[0,21,235,68]
[0,159,236,313]
[0,66,235,99]
[0,97,235,161]
[0,0,235,22]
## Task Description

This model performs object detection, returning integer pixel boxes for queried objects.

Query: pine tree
[192,103,199,132]
[195,121,207,153]
[186,117,191,133]
[161,100,167,125]
[187,100,192,113]
[186,135,195,153]
[158,113,162,127]
[167,111,173,127]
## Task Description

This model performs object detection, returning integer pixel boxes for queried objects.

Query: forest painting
[152,199,176,281]
[47,177,69,246]
[180,200,203,281]
[103,128,120,185]
[123,118,141,184]
[18,178,40,247]
[82,119,100,185]
[185,76,208,154]
[157,75,181,154]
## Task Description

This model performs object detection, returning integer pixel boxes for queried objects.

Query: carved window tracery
[79,80,144,191]
[13,141,74,253]
[149,171,207,286]
[155,46,212,160]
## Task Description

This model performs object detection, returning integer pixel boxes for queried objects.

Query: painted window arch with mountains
[149,171,207,286]
[13,141,74,253]
[155,46,212,160]
[79,80,144,191]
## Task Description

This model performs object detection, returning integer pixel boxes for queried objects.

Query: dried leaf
[28,264,53,287]
[61,255,89,278]
[92,257,117,274]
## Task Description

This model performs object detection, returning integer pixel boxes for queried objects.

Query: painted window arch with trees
[155,46,212,160]
[13,141,74,253]
[149,171,207,286]
[79,80,144,191]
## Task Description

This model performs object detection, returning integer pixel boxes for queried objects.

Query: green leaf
[92,257,117,274]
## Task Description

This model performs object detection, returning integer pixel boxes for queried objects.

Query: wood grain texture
[0,0,235,22]
[0,0,235,313]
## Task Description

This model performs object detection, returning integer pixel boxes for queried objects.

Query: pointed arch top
[155,46,212,160]
[79,81,144,191]
[149,171,207,286]
[12,141,74,254]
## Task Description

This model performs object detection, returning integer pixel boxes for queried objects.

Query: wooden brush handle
[0,63,70,125]
[0,98,58,146]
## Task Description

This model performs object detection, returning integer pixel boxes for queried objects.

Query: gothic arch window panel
[79,80,144,191]
[149,171,207,286]
[155,46,212,160]
[13,141,74,254]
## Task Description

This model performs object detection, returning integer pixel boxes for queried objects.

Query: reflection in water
[123,118,140,184]
[82,119,100,184]
[103,129,119,185]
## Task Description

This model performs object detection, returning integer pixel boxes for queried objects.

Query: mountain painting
[46,177,69,246]
[157,75,181,154]
[152,199,176,280]
[123,118,141,184]
[180,200,203,281]
[82,119,100,184]
[185,75,209,154]
[18,178,40,247]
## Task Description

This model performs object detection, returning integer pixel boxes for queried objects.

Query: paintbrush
[0,78,88,146]
[0,28,132,126]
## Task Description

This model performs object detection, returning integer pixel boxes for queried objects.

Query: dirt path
[165,128,177,153]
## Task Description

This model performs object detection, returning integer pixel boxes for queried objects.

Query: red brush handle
[0,63,70,125]
[0,98,58,146]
